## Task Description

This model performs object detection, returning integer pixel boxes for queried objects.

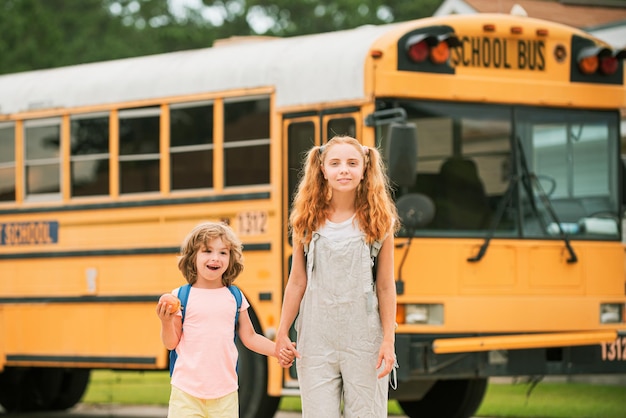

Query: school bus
[1,12,625,417]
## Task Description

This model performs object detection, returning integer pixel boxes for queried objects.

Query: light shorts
[167,385,239,418]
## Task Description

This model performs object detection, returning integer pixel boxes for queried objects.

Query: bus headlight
[600,303,625,324]
[402,303,444,325]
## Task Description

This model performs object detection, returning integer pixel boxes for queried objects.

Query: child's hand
[156,293,180,320]
[278,342,297,368]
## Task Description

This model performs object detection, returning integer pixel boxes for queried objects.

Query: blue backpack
[168,284,243,377]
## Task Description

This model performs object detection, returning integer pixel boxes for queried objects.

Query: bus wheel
[236,307,280,418]
[0,367,64,412]
[51,368,91,410]
[398,378,488,418]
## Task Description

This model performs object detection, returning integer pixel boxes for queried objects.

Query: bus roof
[0,23,396,116]
[0,14,616,117]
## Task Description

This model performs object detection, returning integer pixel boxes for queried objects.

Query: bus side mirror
[386,122,418,188]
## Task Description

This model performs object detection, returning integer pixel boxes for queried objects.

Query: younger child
[157,221,293,418]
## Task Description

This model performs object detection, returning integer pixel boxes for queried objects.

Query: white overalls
[295,217,389,417]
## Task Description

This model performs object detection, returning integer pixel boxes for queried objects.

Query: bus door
[281,114,317,390]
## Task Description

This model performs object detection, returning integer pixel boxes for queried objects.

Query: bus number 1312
[601,337,626,361]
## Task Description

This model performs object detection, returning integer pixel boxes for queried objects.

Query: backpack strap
[178,284,192,323]
[169,284,191,377]
[228,285,243,332]
[228,285,243,372]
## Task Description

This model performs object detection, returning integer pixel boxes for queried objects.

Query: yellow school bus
[1,13,625,417]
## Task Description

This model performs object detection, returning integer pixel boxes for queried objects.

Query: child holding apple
[156,221,295,418]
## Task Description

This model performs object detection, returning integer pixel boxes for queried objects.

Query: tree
[0,0,444,75]
[0,0,138,73]
[245,0,443,36]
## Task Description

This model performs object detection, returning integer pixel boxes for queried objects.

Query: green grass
[82,371,626,417]
[474,381,626,418]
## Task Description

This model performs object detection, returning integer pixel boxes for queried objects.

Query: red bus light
[600,55,618,75]
[408,40,431,63]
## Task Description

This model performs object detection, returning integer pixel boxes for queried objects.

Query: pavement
[0,404,334,418]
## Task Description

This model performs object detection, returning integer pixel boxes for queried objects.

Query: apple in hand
[159,293,181,313]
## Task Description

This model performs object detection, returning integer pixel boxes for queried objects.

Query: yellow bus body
[0,12,625,417]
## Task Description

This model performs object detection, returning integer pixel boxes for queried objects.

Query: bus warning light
[577,46,625,75]
[406,33,460,65]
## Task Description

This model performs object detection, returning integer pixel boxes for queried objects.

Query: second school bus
[0,13,625,418]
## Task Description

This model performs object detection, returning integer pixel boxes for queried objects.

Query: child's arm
[237,309,275,356]
[156,299,182,350]
[237,309,295,367]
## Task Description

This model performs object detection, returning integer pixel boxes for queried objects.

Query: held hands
[275,335,301,368]
[277,341,298,368]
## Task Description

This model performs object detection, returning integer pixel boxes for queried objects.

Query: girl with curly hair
[276,135,399,417]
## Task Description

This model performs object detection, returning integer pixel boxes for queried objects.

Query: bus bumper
[395,330,626,381]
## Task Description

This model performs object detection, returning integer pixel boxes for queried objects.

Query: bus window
[0,123,15,202]
[531,123,610,198]
[24,118,61,201]
[379,100,512,235]
[70,113,110,198]
[327,117,356,139]
[287,121,316,213]
[170,102,214,191]
[119,107,160,194]
[517,108,619,239]
[224,97,270,187]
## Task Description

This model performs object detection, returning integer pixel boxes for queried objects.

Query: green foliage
[247,0,443,36]
[0,0,139,73]
[0,0,444,75]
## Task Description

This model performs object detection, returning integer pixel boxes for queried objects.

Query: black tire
[237,307,281,418]
[0,367,64,412]
[398,378,488,418]
[51,368,91,410]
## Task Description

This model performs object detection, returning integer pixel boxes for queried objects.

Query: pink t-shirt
[170,286,250,399]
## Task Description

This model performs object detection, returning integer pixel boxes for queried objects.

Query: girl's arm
[156,300,182,350]
[375,233,397,378]
[274,242,306,359]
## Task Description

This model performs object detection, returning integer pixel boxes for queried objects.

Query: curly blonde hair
[177,222,244,286]
[289,135,399,245]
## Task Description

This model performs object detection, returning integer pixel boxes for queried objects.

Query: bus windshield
[379,100,621,241]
